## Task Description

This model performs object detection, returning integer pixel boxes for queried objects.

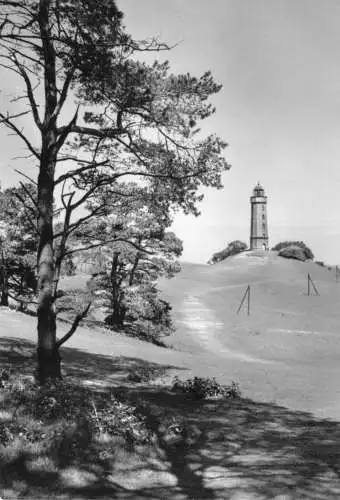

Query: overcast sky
[1,1,340,264]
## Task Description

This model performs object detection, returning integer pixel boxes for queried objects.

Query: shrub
[61,255,77,276]
[272,241,314,260]
[124,285,175,342]
[56,287,92,320]
[0,376,91,422]
[34,380,92,421]
[0,420,46,446]
[0,366,11,388]
[208,240,248,265]
[0,373,153,447]
[91,395,154,444]
[0,421,15,445]
[315,261,325,267]
[278,245,310,262]
[171,376,241,400]
[89,275,175,343]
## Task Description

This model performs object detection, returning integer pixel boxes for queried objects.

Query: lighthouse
[250,182,269,251]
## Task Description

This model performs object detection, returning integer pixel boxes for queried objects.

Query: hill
[2,250,340,420]
[159,250,340,419]
[3,250,340,419]
[2,251,340,498]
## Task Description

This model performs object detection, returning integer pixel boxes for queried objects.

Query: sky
[1,0,340,264]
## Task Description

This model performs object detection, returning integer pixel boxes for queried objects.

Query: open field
[1,250,340,498]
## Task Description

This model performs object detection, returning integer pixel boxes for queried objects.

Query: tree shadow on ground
[120,387,340,499]
[0,336,182,388]
[0,336,185,499]
[1,336,340,499]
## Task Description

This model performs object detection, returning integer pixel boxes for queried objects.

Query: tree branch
[55,105,79,152]
[0,109,30,123]
[18,181,38,208]
[59,124,124,139]
[53,203,107,240]
[54,159,109,185]
[56,301,92,349]
[0,111,40,159]
[7,292,37,306]
[13,197,37,234]
[64,237,154,257]
[14,168,37,185]
[13,55,42,129]
[51,69,75,123]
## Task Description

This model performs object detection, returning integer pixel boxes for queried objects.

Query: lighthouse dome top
[252,182,265,197]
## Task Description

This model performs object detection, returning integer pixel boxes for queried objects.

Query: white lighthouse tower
[250,182,269,251]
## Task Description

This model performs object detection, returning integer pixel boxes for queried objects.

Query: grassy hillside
[3,250,340,418]
[160,251,340,419]
[2,251,340,498]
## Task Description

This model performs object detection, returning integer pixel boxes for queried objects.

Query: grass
[1,338,340,499]
[1,250,340,497]
[0,338,176,499]
[160,251,340,419]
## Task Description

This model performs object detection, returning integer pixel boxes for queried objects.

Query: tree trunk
[0,263,9,307]
[18,274,24,312]
[36,0,60,384]
[129,253,140,286]
[106,251,125,329]
[36,148,60,383]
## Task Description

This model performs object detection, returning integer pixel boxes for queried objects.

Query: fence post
[247,285,250,316]
[307,273,319,296]
[308,273,310,296]
[237,285,250,315]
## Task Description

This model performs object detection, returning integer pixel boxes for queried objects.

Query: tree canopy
[0,0,230,382]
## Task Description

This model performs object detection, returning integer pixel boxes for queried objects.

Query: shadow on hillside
[1,336,340,498]
[119,388,340,499]
[0,336,182,388]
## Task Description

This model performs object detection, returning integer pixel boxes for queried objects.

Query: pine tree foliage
[75,191,183,341]
[0,0,230,382]
[0,184,38,308]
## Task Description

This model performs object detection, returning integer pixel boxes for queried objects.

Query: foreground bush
[91,394,153,444]
[272,241,314,260]
[0,371,153,447]
[171,376,241,400]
